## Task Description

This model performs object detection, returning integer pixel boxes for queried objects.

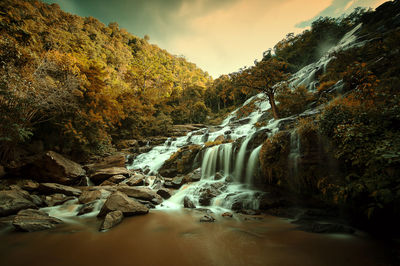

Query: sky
[43,0,387,77]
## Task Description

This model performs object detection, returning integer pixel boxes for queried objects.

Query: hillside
[0,0,212,161]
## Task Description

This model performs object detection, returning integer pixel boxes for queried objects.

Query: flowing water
[1,23,387,266]
[0,211,391,266]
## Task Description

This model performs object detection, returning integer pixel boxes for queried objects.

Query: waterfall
[234,137,251,181]
[288,130,301,178]
[245,145,262,186]
[201,146,219,179]
[223,143,233,177]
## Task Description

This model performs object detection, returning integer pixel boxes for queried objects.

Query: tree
[233,58,289,119]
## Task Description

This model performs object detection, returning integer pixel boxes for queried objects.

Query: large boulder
[198,186,220,206]
[78,190,102,204]
[14,151,86,184]
[159,145,202,177]
[39,183,82,197]
[0,189,37,216]
[117,186,159,202]
[157,188,172,199]
[85,154,126,173]
[124,175,144,186]
[98,191,149,217]
[183,196,196,208]
[90,167,130,184]
[100,210,124,231]
[44,193,75,207]
[12,209,63,232]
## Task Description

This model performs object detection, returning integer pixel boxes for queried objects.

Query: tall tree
[233,58,289,119]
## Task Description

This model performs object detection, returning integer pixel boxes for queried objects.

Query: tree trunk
[268,93,279,119]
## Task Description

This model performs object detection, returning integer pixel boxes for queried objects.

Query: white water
[40,23,364,219]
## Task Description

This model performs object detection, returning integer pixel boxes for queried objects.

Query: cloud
[43,0,384,77]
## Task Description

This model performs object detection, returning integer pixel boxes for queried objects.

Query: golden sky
[45,0,387,77]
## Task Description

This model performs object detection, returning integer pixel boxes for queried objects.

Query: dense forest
[0,0,212,160]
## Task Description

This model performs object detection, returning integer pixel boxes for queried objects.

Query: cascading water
[288,130,301,179]
[245,145,262,186]
[127,23,365,213]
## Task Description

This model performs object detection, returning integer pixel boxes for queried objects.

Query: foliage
[0,0,211,160]
[275,85,315,117]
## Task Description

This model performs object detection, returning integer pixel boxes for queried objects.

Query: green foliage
[276,85,315,117]
[0,0,212,160]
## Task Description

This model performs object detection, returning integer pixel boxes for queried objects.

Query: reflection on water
[0,211,390,266]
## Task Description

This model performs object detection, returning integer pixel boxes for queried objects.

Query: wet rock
[44,193,75,207]
[200,214,215,223]
[117,186,158,201]
[78,190,102,204]
[19,180,39,191]
[210,182,225,191]
[77,201,96,216]
[10,151,86,184]
[90,167,130,184]
[125,175,144,186]
[108,175,127,184]
[151,175,163,190]
[137,200,156,209]
[185,168,201,182]
[198,186,220,206]
[184,196,196,208]
[0,189,37,216]
[100,210,124,231]
[39,183,82,197]
[159,145,202,177]
[12,209,63,232]
[98,191,149,217]
[157,188,171,199]
[100,180,117,186]
[85,154,126,173]
[222,212,233,218]
[214,172,224,180]
[214,135,225,142]
[225,176,234,183]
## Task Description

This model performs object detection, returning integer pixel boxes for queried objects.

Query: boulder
[198,186,220,206]
[12,209,63,232]
[0,189,37,216]
[15,151,86,184]
[185,168,201,182]
[214,172,224,180]
[39,183,82,197]
[44,193,75,207]
[19,180,39,191]
[98,191,149,217]
[100,180,117,186]
[125,175,144,186]
[85,154,126,173]
[77,202,96,216]
[90,167,130,184]
[100,210,124,231]
[156,188,171,199]
[159,145,201,177]
[222,212,233,218]
[117,186,159,202]
[108,175,127,184]
[164,175,187,189]
[183,196,196,208]
[214,135,225,142]
[200,214,215,223]
[78,190,102,204]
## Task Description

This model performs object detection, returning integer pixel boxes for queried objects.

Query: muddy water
[0,211,390,266]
